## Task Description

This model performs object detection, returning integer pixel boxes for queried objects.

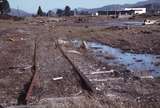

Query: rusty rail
[25,40,40,103]
[55,40,94,93]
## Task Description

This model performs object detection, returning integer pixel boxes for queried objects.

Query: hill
[8,8,32,17]
[79,0,160,13]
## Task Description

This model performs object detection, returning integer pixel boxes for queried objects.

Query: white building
[125,8,146,14]
[92,12,99,16]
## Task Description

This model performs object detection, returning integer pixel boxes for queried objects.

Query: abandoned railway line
[0,20,99,107]
[20,39,94,105]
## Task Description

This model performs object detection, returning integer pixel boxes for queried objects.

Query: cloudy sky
[8,0,145,13]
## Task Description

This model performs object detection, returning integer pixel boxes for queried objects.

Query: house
[125,8,146,14]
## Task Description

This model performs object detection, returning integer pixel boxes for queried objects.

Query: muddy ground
[57,16,160,54]
[0,18,89,107]
[60,40,160,108]
[0,16,160,108]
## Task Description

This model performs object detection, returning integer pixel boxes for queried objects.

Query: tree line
[0,0,73,17]
[0,0,10,15]
[37,5,73,17]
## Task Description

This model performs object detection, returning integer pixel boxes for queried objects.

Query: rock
[8,38,16,42]
[52,77,63,81]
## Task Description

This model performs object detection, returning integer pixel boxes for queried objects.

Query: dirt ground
[59,39,160,108]
[0,16,160,108]
[0,18,88,107]
[57,16,160,54]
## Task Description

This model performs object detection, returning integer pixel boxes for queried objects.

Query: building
[125,8,146,14]
[98,10,135,16]
[92,12,99,16]
[79,11,91,15]
[147,9,160,15]
[47,10,56,17]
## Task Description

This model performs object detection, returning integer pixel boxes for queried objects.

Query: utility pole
[74,8,77,16]
[106,8,108,16]
[17,5,20,17]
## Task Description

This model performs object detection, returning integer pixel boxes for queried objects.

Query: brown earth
[0,16,160,108]
[57,16,160,54]
[0,18,89,107]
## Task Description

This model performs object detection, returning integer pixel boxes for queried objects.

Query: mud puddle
[94,20,144,27]
[72,40,160,77]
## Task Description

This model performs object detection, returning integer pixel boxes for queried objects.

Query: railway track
[20,37,93,105]
[25,40,40,104]
[55,40,94,92]
[4,21,100,108]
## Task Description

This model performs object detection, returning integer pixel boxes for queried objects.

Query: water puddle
[88,42,160,77]
[72,40,160,77]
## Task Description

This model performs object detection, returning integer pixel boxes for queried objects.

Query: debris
[140,76,154,79]
[20,38,24,40]
[39,20,45,23]
[132,76,141,80]
[75,17,89,23]
[9,67,19,69]
[106,93,117,98]
[8,65,32,70]
[52,77,63,81]
[102,67,106,70]
[55,56,62,61]
[68,30,72,33]
[96,83,105,91]
[17,71,23,74]
[91,69,114,75]
[96,87,101,91]
[156,56,160,59]
[96,69,101,71]
[104,54,115,60]
[135,59,143,62]
[90,78,123,82]
[58,39,68,45]
[143,19,157,25]
[47,18,60,22]
[154,62,160,67]
[72,90,82,96]
[80,41,88,49]
[105,93,121,100]
[23,65,32,70]
[8,38,16,42]
[67,50,81,55]
[141,30,152,34]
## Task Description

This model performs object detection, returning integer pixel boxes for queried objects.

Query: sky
[8,0,145,13]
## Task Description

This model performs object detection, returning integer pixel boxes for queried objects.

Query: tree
[0,0,11,15]
[56,9,63,17]
[64,6,71,16]
[47,10,55,17]
[37,6,43,16]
